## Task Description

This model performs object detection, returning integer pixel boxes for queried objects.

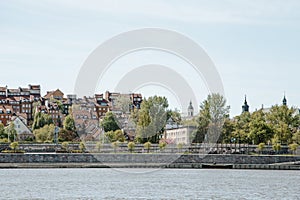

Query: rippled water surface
[0,168,299,199]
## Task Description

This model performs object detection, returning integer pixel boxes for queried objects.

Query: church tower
[187,101,194,117]
[242,95,249,113]
[283,93,287,106]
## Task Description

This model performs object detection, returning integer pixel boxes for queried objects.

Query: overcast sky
[1,0,300,116]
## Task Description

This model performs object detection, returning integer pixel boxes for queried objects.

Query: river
[0,168,299,199]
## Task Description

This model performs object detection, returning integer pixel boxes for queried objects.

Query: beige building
[164,126,196,144]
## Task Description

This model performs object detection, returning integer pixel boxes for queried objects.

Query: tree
[101,112,120,132]
[32,112,53,130]
[5,123,17,142]
[0,123,6,139]
[61,141,69,152]
[177,143,184,153]
[58,128,78,142]
[104,130,125,143]
[34,124,55,143]
[267,105,300,145]
[9,141,19,152]
[195,93,230,144]
[111,141,119,153]
[136,96,169,143]
[220,118,235,143]
[79,142,86,152]
[159,141,167,151]
[257,143,265,154]
[289,143,298,155]
[232,111,251,144]
[167,109,182,125]
[127,142,135,153]
[95,142,102,152]
[63,115,76,132]
[144,141,152,153]
[249,110,274,144]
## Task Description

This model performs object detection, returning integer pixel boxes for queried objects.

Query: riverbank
[1,162,300,170]
[1,153,300,169]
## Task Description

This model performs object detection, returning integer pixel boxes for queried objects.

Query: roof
[44,89,64,99]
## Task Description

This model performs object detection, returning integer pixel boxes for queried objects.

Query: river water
[0,168,299,199]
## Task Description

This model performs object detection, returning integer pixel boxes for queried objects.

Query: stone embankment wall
[0,153,300,165]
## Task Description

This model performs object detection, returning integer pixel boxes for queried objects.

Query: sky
[1,0,300,116]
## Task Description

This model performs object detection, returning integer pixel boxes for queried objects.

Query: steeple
[242,95,249,113]
[187,100,194,117]
[283,92,287,106]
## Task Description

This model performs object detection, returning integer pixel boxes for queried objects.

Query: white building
[11,115,34,140]
[164,126,196,144]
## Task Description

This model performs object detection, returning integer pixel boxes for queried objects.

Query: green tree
[167,109,182,125]
[159,141,167,151]
[111,141,119,153]
[127,141,135,153]
[220,118,235,143]
[32,112,53,130]
[249,110,274,144]
[232,111,251,144]
[144,141,152,153]
[5,123,17,142]
[34,124,55,143]
[79,142,86,152]
[9,141,19,152]
[61,141,69,151]
[101,112,120,132]
[104,129,125,142]
[289,143,298,155]
[63,115,76,132]
[95,142,102,152]
[58,128,78,142]
[257,143,265,154]
[267,105,300,145]
[0,123,6,140]
[195,93,230,144]
[136,96,169,143]
[177,143,184,153]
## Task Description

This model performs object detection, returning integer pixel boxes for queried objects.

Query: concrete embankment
[0,153,300,170]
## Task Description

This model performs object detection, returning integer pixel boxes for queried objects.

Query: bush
[144,142,152,153]
[257,143,265,154]
[2,150,25,153]
[289,143,298,154]
[61,142,69,152]
[9,142,19,152]
[159,141,167,151]
[79,142,86,152]
[127,142,135,153]
[95,142,102,152]
[71,150,83,153]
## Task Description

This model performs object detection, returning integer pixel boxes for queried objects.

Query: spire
[187,100,194,117]
[242,95,249,113]
[283,92,287,106]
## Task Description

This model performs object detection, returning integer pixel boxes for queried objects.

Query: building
[187,100,194,117]
[0,105,13,125]
[0,84,41,101]
[94,94,109,118]
[72,99,101,141]
[43,89,64,101]
[164,126,196,144]
[105,91,142,112]
[0,84,41,123]
[11,115,34,141]
[242,95,249,113]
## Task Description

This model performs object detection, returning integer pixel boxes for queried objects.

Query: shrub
[144,142,152,153]
[127,142,135,153]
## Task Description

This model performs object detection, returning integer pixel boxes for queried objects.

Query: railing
[0,143,296,155]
